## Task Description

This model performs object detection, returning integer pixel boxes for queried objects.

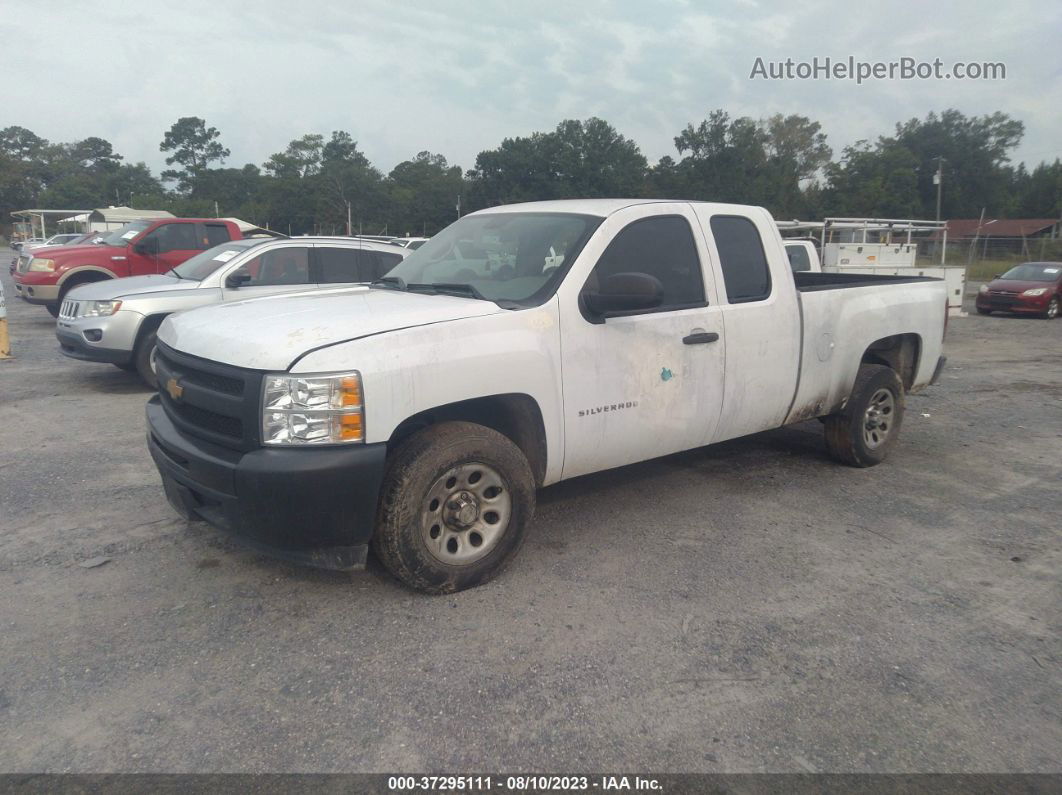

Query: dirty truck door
[558,205,725,479]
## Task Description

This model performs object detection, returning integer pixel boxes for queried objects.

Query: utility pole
[933,156,945,221]
[456,194,462,219]
[214,200,219,218]
[346,201,352,236]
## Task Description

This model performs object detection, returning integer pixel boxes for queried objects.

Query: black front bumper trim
[147,396,388,570]
[56,328,132,365]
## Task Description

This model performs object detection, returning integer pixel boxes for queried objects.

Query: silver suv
[56,236,408,385]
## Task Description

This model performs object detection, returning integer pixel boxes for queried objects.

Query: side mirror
[133,238,159,256]
[583,272,664,318]
[225,271,251,288]
[993,274,1002,279]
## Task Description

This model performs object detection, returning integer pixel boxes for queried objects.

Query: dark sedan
[976,262,1062,319]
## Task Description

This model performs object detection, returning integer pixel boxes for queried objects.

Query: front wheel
[46,303,60,318]
[824,364,905,467]
[1044,297,1059,320]
[134,329,159,388]
[372,421,536,594]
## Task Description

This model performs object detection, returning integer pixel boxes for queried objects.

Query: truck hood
[66,274,186,301]
[47,243,111,262]
[158,288,506,371]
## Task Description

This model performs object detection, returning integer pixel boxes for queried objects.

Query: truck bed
[794,271,941,292]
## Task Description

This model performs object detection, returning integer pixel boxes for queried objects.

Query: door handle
[683,331,719,345]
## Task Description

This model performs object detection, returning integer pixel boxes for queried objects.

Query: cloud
[4,0,1059,178]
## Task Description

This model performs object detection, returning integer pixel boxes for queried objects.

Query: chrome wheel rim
[421,462,512,565]
[1048,300,1059,319]
[863,388,895,449]
[148,345,158,374]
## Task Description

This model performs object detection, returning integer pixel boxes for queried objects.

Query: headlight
[28,258,56,272]
[978,284,989,294]
[1022,288,1047,297]
[261,372,364,445]
[81,300,123,317]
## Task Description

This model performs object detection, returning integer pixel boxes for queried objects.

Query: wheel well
[861,333,921,390]
[389,394,548,485]
[135,313,168,349]
[59,270,111,296]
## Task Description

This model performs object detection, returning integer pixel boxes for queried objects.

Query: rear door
[558,204,726,479]
[314,246,405,285]
[692,207,801,442]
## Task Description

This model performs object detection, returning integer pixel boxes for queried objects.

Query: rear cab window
[710,215,772,303]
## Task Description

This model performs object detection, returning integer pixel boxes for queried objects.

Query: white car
[57,236,408,385]
[146,199,948,593]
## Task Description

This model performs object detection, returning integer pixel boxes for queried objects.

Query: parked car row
[56,236,408,384]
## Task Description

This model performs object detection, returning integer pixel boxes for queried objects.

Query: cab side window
[785,244,812,272]
[202,223,231,248]
[584,216,705,311]
[234,247,311,286]
[711,216,772,303]
[142,222,199,253]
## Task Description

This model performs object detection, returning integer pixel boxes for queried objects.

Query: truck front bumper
[146,396,389,570]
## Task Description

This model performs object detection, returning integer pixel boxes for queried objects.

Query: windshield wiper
[371,276,407,291]
[408,282,487,301]
[167,269,184,280]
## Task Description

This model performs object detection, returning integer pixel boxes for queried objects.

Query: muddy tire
[134,329,159,388]
[824,364,905,468]
[1044,297,1059,320]
[372,421,535,594]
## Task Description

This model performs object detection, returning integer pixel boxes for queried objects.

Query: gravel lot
[0,268,1059,773]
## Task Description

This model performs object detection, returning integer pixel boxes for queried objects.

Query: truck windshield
[171,240,263,281]
[99,220,152,246]
[999,263,1061,282]
[380,212,601,305]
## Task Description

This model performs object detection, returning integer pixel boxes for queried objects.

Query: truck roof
[475,198,768,218]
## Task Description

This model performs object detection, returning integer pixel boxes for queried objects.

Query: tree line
[1,109,1059,239]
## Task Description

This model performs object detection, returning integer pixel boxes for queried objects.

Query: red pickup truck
[13,218,247,316]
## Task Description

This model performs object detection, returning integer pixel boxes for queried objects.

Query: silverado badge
[166,377,184,401]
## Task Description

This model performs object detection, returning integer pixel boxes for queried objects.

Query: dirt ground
[0,270,1059,773]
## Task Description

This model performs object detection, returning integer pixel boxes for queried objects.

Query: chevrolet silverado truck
[13,217,250,317]
[146,199,948,594]
[56,236,408,386]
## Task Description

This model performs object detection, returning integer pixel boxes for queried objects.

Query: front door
[557,205,726,480]
[134,222,202,275]
[220,244,313,301]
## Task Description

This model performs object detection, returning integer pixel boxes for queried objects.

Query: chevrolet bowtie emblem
[166,377,184,401]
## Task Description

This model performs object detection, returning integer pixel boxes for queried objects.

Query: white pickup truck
[147,199,947,593]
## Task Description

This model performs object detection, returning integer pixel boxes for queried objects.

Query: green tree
[159,117,230,193]
[264,134,325,179]
[467,118,646,208]
[388,151,464,235]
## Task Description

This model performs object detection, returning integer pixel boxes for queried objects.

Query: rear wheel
[824,364,905,467]
[1045,297,1059,319]
[134,329,159,388]
[372,421,535,594]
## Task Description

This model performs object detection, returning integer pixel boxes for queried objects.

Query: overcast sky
[5,0,1060,177]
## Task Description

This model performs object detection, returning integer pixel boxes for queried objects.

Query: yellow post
[0,278,11,359]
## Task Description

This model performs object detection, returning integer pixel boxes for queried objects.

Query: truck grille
[59,299,81,319]
[154,342,264,452]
